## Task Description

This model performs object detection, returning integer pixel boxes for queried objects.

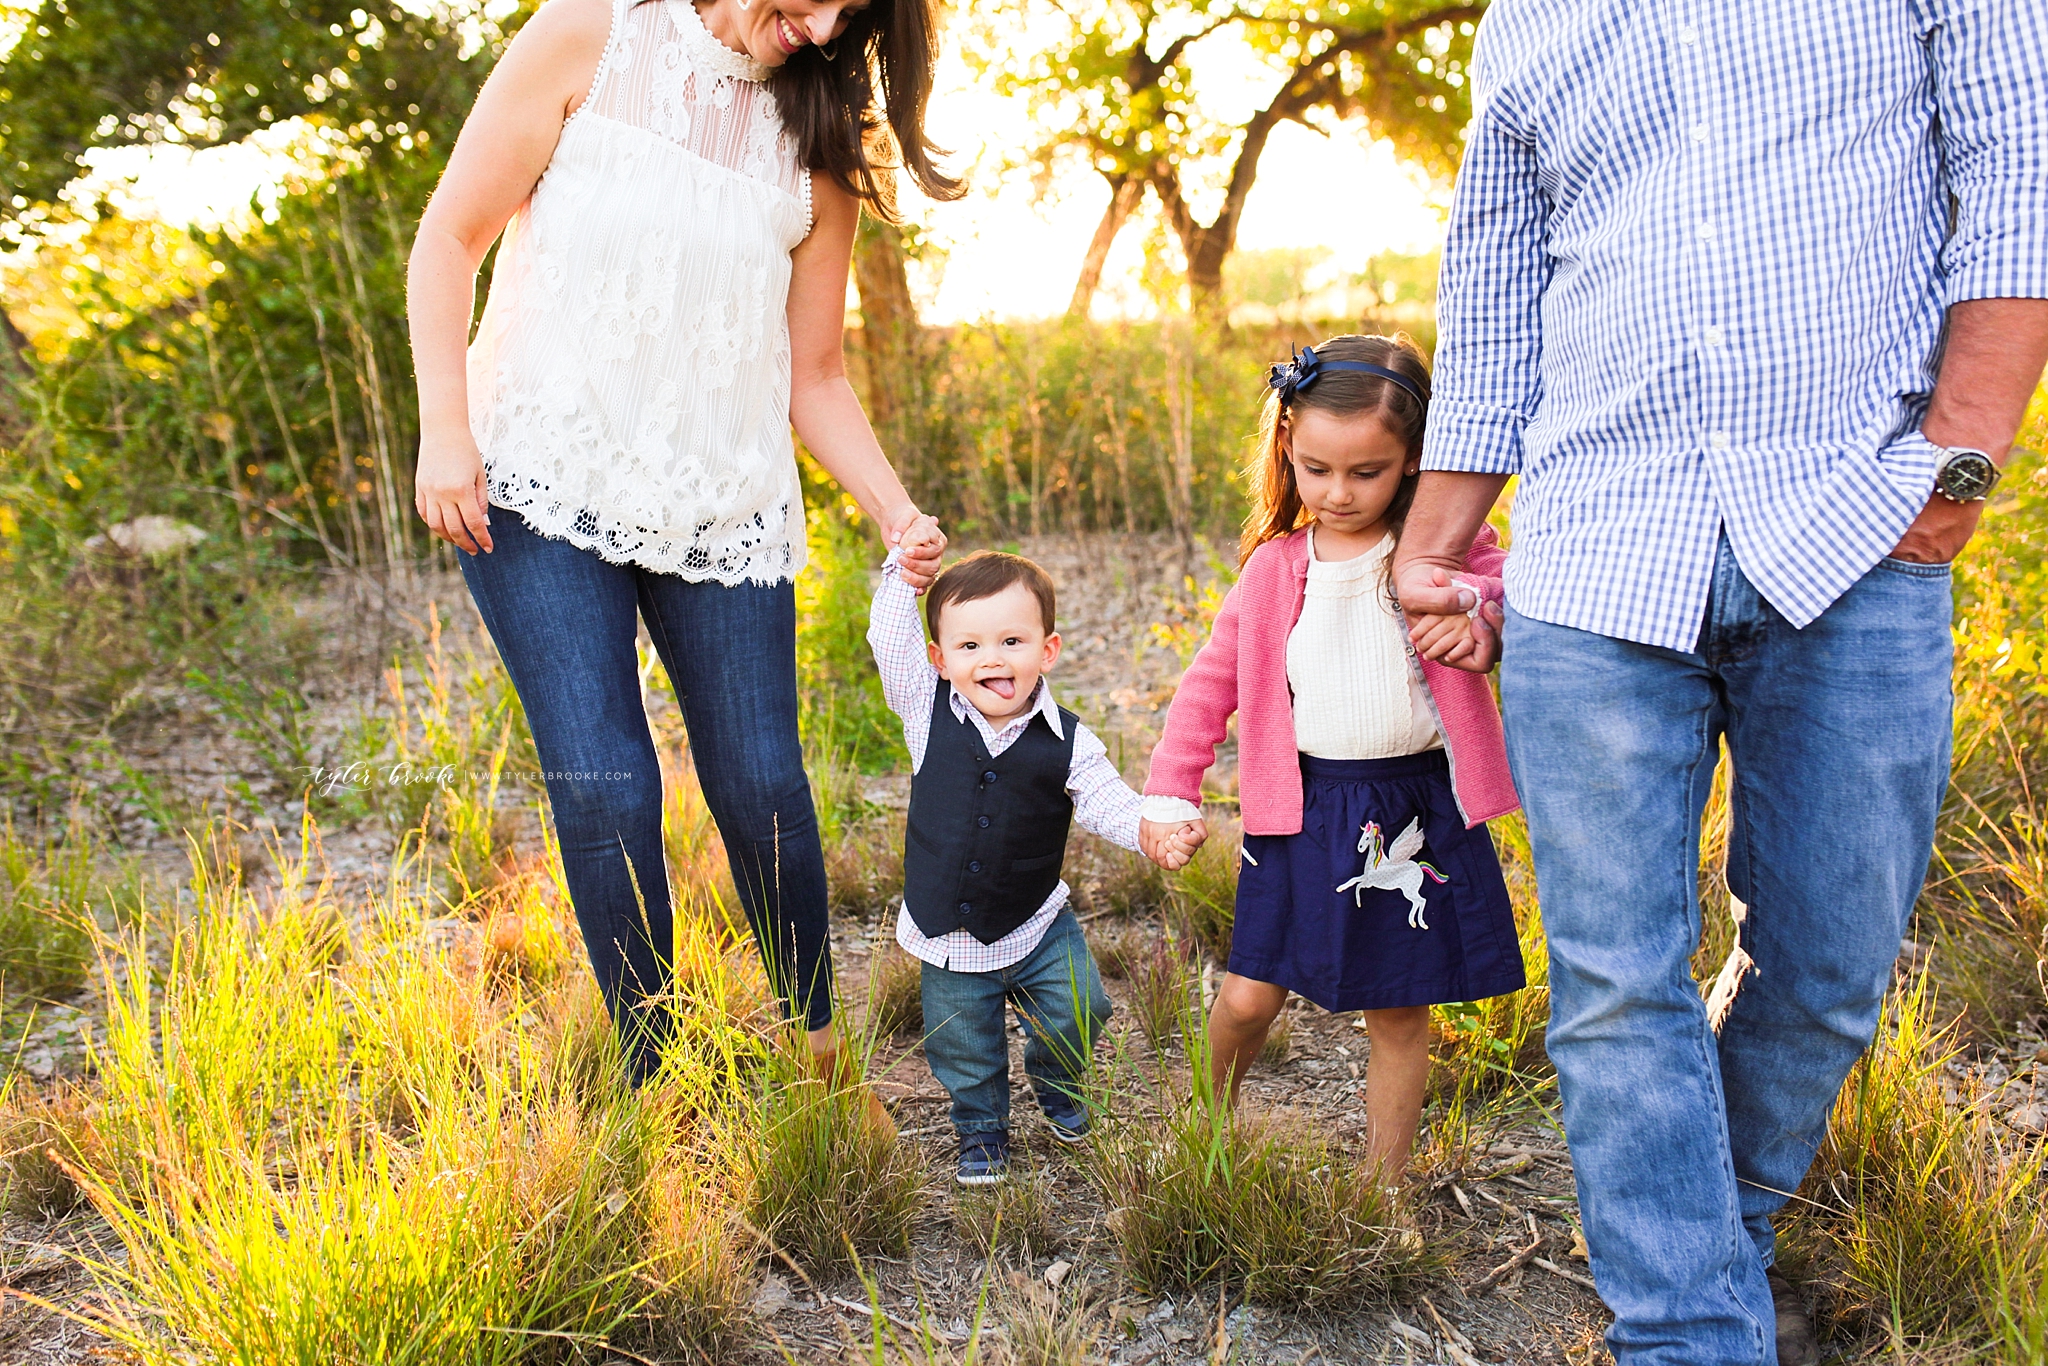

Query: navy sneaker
[956,1131,1010,1187]
[1042,1097,1090,1144]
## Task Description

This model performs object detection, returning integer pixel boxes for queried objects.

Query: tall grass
[1778,979,2048,1352]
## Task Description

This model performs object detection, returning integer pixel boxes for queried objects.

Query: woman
[406,0,955,1103]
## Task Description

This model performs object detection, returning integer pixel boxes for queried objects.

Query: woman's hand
[416,432,495,555]
[885,504,946,591]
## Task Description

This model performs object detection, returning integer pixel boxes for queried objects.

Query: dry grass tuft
[1124,936,1196,1057]
[954,1158,1060,1258]
[1087,921,1150,981]
[1164,816,1239,965]
[865,945,925,1037]
[993,1272,1110,1366]
[1089,1099,1431,1308]
[0,1081,95,1218]
[1779,979,2048,1352]
[744,1050,928,1272]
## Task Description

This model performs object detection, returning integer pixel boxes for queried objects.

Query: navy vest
[902,688,1077,945]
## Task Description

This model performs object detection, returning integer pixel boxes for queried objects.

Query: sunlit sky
[64,22,1452,325]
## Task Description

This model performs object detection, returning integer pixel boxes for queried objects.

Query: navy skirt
[1230,752,1525,1012]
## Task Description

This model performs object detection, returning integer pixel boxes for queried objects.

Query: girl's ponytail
[1239,333,1432,567]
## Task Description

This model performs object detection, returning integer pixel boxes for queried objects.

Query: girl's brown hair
[638,0,962,215]
[1239,332,1432,567]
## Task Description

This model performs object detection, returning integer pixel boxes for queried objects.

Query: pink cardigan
[1144,526,1520,834]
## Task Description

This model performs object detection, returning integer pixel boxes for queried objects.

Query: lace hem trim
[486,475,804,586]
[668,0,770,83]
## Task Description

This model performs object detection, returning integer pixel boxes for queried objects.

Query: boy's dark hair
[925,551,1058,639]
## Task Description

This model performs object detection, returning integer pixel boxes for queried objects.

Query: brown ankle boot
[809,1047,897,1141]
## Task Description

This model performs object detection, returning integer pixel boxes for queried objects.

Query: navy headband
[1267,344,1428,409]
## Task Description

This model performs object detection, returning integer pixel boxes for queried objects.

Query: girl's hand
[416,431,494,555]
[883,503,946,592]
[1408,611,1476,664]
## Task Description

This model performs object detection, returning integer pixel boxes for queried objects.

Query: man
[1393,4,2048,1363]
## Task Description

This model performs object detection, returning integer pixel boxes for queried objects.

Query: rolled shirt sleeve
[1922,0,2048,306]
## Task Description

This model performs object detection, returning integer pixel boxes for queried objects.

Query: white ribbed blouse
[466,0,813,583]
[1285,530,1441,760]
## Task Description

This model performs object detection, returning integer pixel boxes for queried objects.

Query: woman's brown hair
[638,0,961,214]
[1240,333,1432,567]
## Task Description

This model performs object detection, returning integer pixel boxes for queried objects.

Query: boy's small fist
[899,513,944,552]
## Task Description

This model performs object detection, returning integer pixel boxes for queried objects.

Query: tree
[1,0,527,222]
[970,0,1484,316]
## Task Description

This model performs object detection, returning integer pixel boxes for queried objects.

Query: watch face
[1939,450,1998,501]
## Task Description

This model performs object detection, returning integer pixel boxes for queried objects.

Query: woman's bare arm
[406,0,611,555]
[786,175,944,587]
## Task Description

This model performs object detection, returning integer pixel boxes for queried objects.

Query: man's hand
[1140,817,1207,871]
[1391,472,1511,674]
[1888,492,1984,566]
[884,504,946,591]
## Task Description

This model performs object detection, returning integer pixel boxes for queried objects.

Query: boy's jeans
[1498,538,1952,1366]
[920,908,1112,1135]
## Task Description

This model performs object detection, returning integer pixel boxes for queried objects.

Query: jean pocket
[1875,555,1952,580]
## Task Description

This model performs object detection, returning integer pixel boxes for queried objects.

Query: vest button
[977,815,991,828]
[968,860,983,873]
[959,901,972,914]
[983,770,999,784]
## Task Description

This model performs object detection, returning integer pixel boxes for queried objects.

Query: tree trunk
[0,307,32,444]
[852,210,919,454]
[1069,173,1143,318]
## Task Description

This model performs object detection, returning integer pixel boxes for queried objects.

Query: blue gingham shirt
[1423,0,2048,652]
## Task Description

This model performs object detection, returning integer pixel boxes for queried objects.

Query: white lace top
[466,0,814,582]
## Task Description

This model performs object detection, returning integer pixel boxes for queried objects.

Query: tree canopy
[969,0,1483,313]
[0,0,527,219]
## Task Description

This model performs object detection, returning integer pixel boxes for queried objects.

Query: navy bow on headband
[1267,345,1427,408]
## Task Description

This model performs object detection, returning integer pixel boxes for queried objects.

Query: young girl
[1139,334,1524,1182]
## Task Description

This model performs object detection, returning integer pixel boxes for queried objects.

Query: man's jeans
[460,509,834,1084]
[1499,539,1952,1365]
[920,908,1112,1135]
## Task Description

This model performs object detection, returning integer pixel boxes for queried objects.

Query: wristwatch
[1933,446,2001,503]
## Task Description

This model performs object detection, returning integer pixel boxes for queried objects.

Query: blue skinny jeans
[459,509,834,1083]
[1499,538,1952,1365]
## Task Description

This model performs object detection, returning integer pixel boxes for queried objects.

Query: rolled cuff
[1140,795,1204,824]
[1420,400,1528,475]
[1942,219,2048,308]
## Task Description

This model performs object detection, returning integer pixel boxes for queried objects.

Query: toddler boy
[868,523,1195,1184]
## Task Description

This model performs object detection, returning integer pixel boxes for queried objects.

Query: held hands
[885,505,947,592]
[1139,817,1207,871]
[415,432,494,555]
[1394,562,1503,673]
